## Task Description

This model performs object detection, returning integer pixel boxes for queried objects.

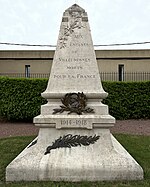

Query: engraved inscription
[67,66,83,70]
[70,43,90,47]
[59,58,90,62]
[53,74,96,79]
[74,34,83,39]
[77,74,96,79]
[61,119,87,126]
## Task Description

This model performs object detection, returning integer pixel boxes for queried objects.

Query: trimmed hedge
[102,81,150,120]
[0,77,150,122]
[0,77,47,122]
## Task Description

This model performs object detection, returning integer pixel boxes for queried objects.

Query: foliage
[0,77,47,122]
[0,134,149,186]
[0,77,150,121]
[102,81,150,119]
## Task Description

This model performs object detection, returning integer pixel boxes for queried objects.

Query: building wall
[0,59,52,74]
[0,50,54,75]
[95,50,150,73]
[0,49,150,80]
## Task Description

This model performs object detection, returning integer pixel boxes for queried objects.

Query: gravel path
[0,120,150,139]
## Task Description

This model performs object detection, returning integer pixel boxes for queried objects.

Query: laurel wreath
[44,134,100,155]
[53,92,94,115]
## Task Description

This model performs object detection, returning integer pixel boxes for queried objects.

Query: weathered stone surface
[34,114,115,129]
[6,4,143,182]
[6,129,143,181]
[41,4,107,100]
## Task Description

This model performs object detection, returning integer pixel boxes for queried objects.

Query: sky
[0,0,150,50]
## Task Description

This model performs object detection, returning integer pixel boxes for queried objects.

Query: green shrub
[0,77,47,122]
[102,81,150,119]
[0,77,150,121]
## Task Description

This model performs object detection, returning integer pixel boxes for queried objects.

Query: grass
[0,134,149,187]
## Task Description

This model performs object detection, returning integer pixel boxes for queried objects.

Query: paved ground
[0,120,150,139]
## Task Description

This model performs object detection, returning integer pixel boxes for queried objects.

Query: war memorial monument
[6,4,143,181]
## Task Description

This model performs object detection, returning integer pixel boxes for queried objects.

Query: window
[118,64,124,81]
[25,65,30,78]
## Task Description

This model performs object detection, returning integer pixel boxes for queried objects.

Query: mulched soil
[0,120,150,139]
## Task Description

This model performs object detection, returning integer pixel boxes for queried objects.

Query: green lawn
[0,134,149,187]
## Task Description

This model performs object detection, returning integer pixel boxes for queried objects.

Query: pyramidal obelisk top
[42,4,107,99]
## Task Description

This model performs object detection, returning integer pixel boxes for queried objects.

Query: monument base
[6,127,143,182]
[6,4,143,182]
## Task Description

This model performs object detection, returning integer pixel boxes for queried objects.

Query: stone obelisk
[6,4,143,181]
